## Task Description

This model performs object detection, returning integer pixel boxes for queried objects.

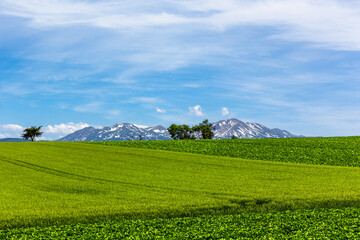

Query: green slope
[1,142,360,229]
[86,137,360,167]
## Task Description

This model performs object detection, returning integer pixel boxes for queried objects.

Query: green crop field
[1,138,360,238]
[86,136,360,167]
[2,208,360,239]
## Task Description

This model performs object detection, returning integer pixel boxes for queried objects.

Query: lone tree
[167,124,196,140]
[192,119,215,139]
[22,126,43,141]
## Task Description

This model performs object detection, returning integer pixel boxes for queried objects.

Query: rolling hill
[1,140,360,229]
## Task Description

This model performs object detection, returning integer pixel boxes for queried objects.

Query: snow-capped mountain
[212,118,297,139]
[58,119,299,141]
[58,123,170,141]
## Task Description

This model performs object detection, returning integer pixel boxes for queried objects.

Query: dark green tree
[192,119,215,139]
[22,126,43,142]
[231,135,238,139]
[167,124,196,140]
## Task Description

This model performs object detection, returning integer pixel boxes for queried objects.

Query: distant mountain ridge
[0,138,26,142]
[58,123,170,141]
[58,118,300,141]
[212,118,297,139]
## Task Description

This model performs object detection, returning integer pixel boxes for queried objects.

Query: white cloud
[0,124,24,132]
[0,124,24,138]
[189,105,205,116]
[156,107,166,113]
[43,122,90,137]
[221,107,230,117]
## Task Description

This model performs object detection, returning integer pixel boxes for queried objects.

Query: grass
[1,141,360,229]
[86,136,360,167]
[2,208,360,239]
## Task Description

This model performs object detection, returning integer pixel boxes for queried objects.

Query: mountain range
[0,138,26,142]
[58,118,300,141]
[58,123,170,141]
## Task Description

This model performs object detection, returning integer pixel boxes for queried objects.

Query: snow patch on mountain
[213,118,298,139]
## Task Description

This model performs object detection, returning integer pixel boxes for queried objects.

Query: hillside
[1,141,360,229]
[87,136,360,167]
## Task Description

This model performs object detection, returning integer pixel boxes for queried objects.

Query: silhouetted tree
[22,126,43,142]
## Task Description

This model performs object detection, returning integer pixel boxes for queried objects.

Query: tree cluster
[167,119,215,140]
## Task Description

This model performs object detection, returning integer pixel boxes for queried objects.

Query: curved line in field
[0,155,240,198]
[37,142,244,169]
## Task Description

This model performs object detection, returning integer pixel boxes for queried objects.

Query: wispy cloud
[1,0,360,51]
[130,97,162,104]
[182,83,201,88]
[178,0,360,51]
[0,82,33,96]
[73,102,103,113]
[72,102,121,120]
[0,0,189,29]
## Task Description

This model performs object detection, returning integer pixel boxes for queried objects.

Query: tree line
[19,120,217,142]
[167,119,215,140]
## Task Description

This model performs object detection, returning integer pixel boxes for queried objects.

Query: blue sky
[1,0,360,140]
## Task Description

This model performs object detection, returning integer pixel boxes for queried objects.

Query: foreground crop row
[2,208,359,239]
[87,136,360,167]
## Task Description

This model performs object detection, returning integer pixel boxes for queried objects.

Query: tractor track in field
[0,155,242,199]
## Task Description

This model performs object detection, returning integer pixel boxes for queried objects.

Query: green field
[2,208,360,239]
[86,136,360,167]
[1,138,360,238]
